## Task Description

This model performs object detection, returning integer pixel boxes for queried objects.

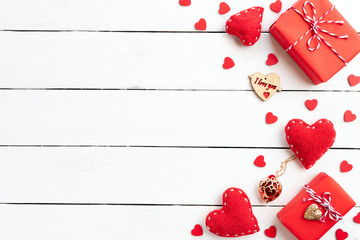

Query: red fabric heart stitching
[254,155,266,167]
[336,228,348,240]
[340,160,353,173]
[205,188,259,237]
[344,110,356,122]
[285,119,336,169]
[179,0,191,6]
[223,57,235,69]
[266,112,278,124]
[348,74,360,87]
[195,18,206,31]
[266,53,278,66]
[191,224,203,236]
[305,99,318,111]
[353,212,360,223]
[219,2,230,15]
[270,0,282,13]
[264,226,277,238]
[226,7,264,46]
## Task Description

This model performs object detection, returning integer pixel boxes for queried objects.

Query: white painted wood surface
[0,0,359,239]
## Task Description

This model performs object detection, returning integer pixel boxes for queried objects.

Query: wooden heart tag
[304,203,323,221]
[249,72,281,101]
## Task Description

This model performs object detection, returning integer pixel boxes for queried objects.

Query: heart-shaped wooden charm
[304,203,323,221]
[249,72,281,101]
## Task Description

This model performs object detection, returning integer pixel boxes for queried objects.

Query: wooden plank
[0,147,358,205]
[0,32,359,90]
[0,90,358,147]
[0,204,358,240]
[0,0,359,32]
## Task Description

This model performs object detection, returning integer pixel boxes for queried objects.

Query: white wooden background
[0,0,359,239]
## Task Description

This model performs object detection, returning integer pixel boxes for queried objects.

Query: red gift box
[269,0,360,85]
[278,172,355,240]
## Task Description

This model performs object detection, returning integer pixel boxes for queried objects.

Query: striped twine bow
[303,185,343,223]
[286,1,348,64]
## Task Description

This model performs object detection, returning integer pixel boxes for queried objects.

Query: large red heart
[205,188,259,237]
[285,119,336,169]
[225,7,264,46]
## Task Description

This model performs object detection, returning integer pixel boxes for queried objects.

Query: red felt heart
[254,155,266,167]
[223,57,235,69]
[179,0,191,6]
[344,110,356,122]
[340,160,353,173]
[353,212,360,223]
[225,7,264,46]
[219,2,230,15]
[285,119,336,169]
[336,229,348,240]
[191,224,203,236]
[305,99,318,111]
[266,112,278,124]
[195,18,206,31]
[263,92,270,99]
[205,188,259,237]
[264,226,277,238]
[270,0,282,13]
[348,74,360,87]
[266,53,278,66]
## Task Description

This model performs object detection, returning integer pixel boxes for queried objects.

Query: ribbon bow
[303,185,343,223]
[286,1,348,64]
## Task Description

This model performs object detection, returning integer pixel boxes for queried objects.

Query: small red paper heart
[340,160,353,173]
[336,229,348,240]
[223,57,235,69]
[266,53,278,66]
[264,226,277,238]
[348,74,360,87]
[219,2,230,15]
[305,99,318,111]
[225,7,264,46]
[263,92,270,99]
[270,0,282,13]
[266,112,278,124]
[205,188,259,237]
[179,0,191,6]
[353,212,360,223]
[344,110,356,122]
[254,155,266,167]
[285,119,336,169]
[191,224,203,236]
[195,18,206,31]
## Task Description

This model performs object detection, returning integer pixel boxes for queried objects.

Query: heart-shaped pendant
[249,72,281,101]
[258,175,282,203]
[304,203,323,221]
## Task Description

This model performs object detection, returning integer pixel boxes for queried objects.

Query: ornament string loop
[303,185,343,222]
[286,1,348,64]
[275,155,297,179]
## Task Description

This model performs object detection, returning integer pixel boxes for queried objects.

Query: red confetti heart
[263,92,270,99]
[336,229,348,240]
[179,0,191,6]
[219,2,230,15]
[266,112,278,124]
[348,74,360,87]
[305,99,318,111]
[270,0,282,13]
[195,18,206,31]
[191,224,203,236]
[340,160,353,173]
[344,110,356,122]
[264,226,277,238]
[353,212,360,223]
[254,155,266,167]
[266,53,278,66]
[223,57,235,69]
[225,7,264,46]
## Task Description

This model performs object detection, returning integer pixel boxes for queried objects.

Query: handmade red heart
[305,99,318,111]
[219,2,230,15]
[348,74,360,87]
[266,53,278,66]
[195,18,206,31]
[264,226,277,238]
[225,7,264,46]
[205,188,259,237]
[344,110,356,122]
[336,228,348,240]
[191,224,203,236]
[340,160,353,173]
[353,212,360,223]
[266,112,278,124]
[270,0,282,13]
[254,155,266,167]
[179,0,191,6]
[285,119,336,169]
[223,57,235,69]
